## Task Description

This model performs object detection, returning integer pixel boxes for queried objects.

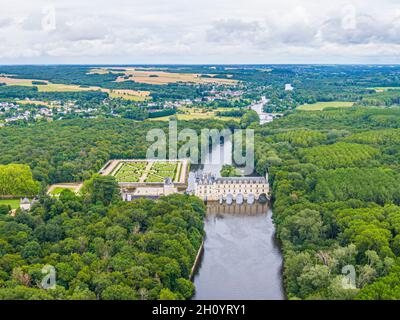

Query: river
[190,138,285,300]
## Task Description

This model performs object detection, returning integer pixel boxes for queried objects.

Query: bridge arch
[226,193,233,205]
[247,193,255,204]
[236,193,244,205]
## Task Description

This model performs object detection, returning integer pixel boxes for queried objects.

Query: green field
[49,187,74,196]
[297,101,354,111]
[0,199,20,209]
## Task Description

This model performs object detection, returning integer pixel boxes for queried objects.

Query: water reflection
[192,203,284,300]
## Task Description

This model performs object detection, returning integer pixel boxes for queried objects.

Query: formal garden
[113,161,148,183]
[111,161,178,183]
[145,162,178,183]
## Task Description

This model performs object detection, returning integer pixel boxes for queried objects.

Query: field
[0,76,150,100]
[0,199,20,209]
[108,89,151,101]
[297,101,354,111]
[47,183,82,196]
[149,107,240,122]
[0,77,97,92]
[370,87,400,92]
[89,67,238,85]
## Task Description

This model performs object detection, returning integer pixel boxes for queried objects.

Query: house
[20,198,32,211]
[285,84,294,91]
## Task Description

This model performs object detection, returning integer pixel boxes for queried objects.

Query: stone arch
[226,193,233,205]
[247,193,255,205]
[259,193,268,204]
[236,193,244,205]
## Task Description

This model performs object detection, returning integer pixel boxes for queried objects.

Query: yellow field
[17,100,52,107]
[108,89,151,101]
[89,67,238,85]
[369,87,400,92]
[149,107,240,122]
[297,101,354,111]
[0,76,150,100]
[0,76,38,86]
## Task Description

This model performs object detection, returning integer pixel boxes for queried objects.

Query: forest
[0,118,237,188]
[255,106,400,299]
[0,176,205,300]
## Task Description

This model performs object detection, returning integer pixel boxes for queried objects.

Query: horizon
[2,63,400,66]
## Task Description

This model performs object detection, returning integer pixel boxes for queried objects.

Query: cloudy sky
[1,0,400,64]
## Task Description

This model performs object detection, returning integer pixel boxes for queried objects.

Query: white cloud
[0,0,400,63]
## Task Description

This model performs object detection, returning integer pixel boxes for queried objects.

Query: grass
[0,199,20,209]
[49,187,75,195]
[297,101,354,111]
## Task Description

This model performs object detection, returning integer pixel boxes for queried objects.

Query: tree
[281,209,324,245]
[0,205,10,215]
[0,164,40,197]
[175,278,195,299]
[297,265,331,298]
[101,285,137,300]
[159,288,178,300]
[21,241,42,261]
[86,175,120,206]
[240,110,259,128]
[220,165,240,177]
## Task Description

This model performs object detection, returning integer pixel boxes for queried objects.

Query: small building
[285,84,294,91]
[20,198,32,211]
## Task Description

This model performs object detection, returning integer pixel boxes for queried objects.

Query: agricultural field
[145,162,177,183]
[149,107,240,122]
[369,87,400,92]
[297,101,354,111]
[89,67,238,85]
[0,75,149,100]
[108,89,151,101]
[113,162,147,183]
[0,76,99,92]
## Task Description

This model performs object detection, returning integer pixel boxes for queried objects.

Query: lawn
[0,199,20,209]
[49,187,74,195]
[297,101,354,111]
